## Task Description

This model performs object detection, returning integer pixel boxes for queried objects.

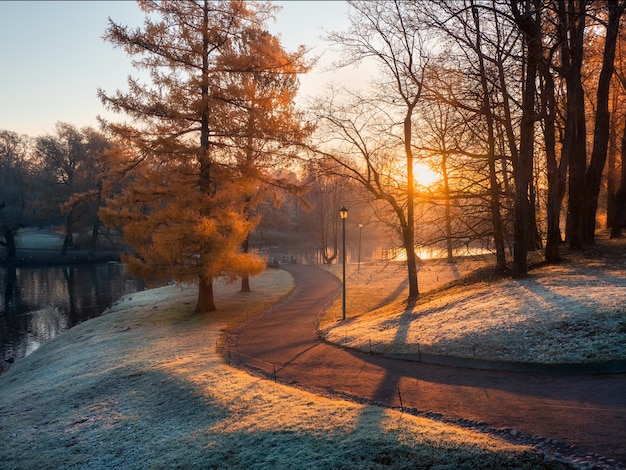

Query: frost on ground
[320,236,626,364]
[0,270,560,469]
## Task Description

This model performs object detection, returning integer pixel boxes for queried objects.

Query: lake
[0,262,144,370]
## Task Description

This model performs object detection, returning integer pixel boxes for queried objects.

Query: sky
[0,1,363,137]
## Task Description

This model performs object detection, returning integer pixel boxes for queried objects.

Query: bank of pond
[0,260,144,371]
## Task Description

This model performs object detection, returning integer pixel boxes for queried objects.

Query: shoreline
[0,248,122,267]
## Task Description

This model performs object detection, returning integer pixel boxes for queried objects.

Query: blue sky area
[0,1,358,137]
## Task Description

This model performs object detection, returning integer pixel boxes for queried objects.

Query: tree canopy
[98,0,309,312]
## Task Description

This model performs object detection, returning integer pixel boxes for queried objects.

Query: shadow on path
[230,264,626,464]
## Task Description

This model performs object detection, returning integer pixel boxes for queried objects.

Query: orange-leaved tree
[98,0,307,312]
[218,25,311,291]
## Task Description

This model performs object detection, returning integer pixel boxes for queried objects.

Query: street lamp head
[339,206,348,219]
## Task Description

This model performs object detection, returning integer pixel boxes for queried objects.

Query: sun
[414,162,440,188]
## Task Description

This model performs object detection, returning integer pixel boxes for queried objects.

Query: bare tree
[418,0,523,271]
[553,0,587,249]
[36,123,108,255]
[416,99,460,262]
[510,0,543,277]
[539,41,568,262]
[582,0,625,243]
[0,130,36,258]
[415,90,493,262]
[320,1,429,300]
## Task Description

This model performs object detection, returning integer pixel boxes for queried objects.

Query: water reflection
[0,263,144,368]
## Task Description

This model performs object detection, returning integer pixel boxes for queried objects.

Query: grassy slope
[319,236,626,364]
[0,270,567,469]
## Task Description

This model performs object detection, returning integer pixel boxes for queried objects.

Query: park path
[231,264,626,464]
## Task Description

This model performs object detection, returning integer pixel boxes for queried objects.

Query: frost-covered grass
[0,269,563,469]
[319,236,626,364]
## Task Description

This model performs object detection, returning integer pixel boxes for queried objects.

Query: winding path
[231,264,626,464]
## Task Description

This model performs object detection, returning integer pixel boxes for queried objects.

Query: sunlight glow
[414,162,440,188]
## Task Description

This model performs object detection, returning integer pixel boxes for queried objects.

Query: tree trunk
[562,0,587,249]
[241,275,251,292]
[89,217,100,257]
[582,0,624,244]
[529,170,542,250]
[441,155,454,262]
[487,131,507,269]
[606,99,619,231]
[194,1,216,314]
[513,49,535,276]
[513,174,531,278]
[404,228,419,299]
[510,0,542,278]
[196,274,216,312]
[61,213,74,255]
[404,109,419,300]
[541,60,563,263]
[545,187,563,262]
[565,85,587,250]
[610,116,626,238]
[1,228,17,258]
[89,189,103,256]
[241,234,251,292]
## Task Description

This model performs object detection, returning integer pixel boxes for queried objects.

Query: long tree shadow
[371,270,409,311]
[230,264,626,463]
[338,269,626,460]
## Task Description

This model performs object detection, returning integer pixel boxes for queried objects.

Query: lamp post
[358,223,363,270]
[339,206,348,320]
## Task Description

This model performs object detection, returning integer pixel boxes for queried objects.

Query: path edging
[378,351,626,375]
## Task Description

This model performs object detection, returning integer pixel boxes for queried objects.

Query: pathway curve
[230,264,626,466]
